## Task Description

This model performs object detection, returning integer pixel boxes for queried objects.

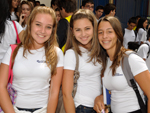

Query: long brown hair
[98,16,127,76]
[19,1,33,27]
[12,6,58,76]
[65,9,101,64]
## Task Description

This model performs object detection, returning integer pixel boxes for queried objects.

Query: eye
[108,31,112,33]
[98,31,103,34]
[36,24,40,26]
[76,29,80,31]
[85,27,90,30]
[47,26,52,29]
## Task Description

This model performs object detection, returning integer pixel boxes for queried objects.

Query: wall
[38,0,51,7]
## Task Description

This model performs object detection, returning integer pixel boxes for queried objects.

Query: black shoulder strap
[134,30,138,42]
[121,52,147,113]
[144,42,150,58]
[123,29,125,36]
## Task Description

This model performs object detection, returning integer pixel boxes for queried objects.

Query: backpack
[123,29,139,51]
[121,51,147,113]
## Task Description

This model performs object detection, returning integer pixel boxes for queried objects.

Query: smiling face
[72,18,93,48]
[21,4,31,18]
[31,13,53,49]
[98,21,117,54]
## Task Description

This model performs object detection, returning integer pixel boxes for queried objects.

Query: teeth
[103,41,110,43]
[38,35,44,38]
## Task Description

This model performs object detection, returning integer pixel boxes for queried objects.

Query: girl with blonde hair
[0,6,63,113]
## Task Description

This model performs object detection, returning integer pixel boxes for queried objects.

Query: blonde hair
[65,9,101,64]
[13,6,58,76]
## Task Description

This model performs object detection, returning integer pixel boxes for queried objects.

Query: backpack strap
[72,50,80,98]
[121,52,147,113]
[134,30,138,42]
[12,21,20,43]
[144,42,150,58]
[8,44,17,84]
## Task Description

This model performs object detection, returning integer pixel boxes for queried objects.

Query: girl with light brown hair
[63,9,102,113]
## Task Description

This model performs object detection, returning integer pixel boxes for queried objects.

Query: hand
[19,13,26,25]
[93,95,105,113]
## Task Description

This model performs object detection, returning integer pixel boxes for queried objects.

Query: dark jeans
[76,105,96,113]
[17,107,42,112]
[129,109,142,113]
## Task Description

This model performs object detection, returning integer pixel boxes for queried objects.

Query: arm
[47,67,63,113]
[0,63,15,113]
[19,13,25,25]
[18,30,24,42]
[62,69,75,113]
[134,70,150,113]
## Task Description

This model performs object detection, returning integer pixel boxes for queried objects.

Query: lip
[102,40,111,44]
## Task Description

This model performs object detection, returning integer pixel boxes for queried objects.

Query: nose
[103,32,107,39]
[81,30,86,37]
[41,26,46,34]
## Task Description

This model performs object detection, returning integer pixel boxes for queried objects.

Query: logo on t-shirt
[114,73,123,76]
[37,60,46,63]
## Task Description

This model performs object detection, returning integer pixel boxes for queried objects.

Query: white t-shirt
[64,46,102,107]
[137,28,146,41]
[103,53,148,113]
[11,12,18,21]
[2,46,64,108]
[0,20,23,64]
[137,41,150,72]
[123,28,136,49]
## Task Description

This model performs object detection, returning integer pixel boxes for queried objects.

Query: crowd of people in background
[0,0,150,113]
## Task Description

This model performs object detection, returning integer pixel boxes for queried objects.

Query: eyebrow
[98,28,113,31]
[35,21,53,26]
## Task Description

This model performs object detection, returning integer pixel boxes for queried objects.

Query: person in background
[35,1,40,6]
[0,0,23,65]
[123,17,137,49]
[135,17,148,42]
[8,0,19,21]
[51,0,58,10]
[40,4,46,6]
[0,6,63,113]
[95,5,104,22]
[94,16,150,113]
[81,0,94,12]
[104,3,116,17]
[56,0,77,52]
[27,0,35,8]
[19,1,33,30]
[55,8,61,23]
[133,15,141,31]
[63,9,102,113]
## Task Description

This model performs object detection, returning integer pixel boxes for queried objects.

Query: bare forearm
[0,87,15,113]
[63,95,75,113]
[47,94,59,113]
[148,100,150,113]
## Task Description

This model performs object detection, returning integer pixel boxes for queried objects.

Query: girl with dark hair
[8,0,19,21]
[136,17,149,41]
[94,16,150,113]
[0,0,23,64]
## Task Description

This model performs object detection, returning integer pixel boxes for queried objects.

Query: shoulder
[58,19,68,25]
[65,49,75,56]
[55,46,63,56]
